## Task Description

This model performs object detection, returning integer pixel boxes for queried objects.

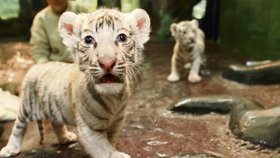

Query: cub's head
[59,8,150,94]
[170,19,199,46]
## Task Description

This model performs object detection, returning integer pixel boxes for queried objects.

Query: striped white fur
[167,19,205,83]
[0,8,150,158]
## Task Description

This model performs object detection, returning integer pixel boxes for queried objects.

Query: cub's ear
[170,23,177,37]
[129,9,151,45]
[58,11,80,48]
[191,19,199,28]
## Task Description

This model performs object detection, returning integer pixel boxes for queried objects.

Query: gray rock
[168,95,280,147]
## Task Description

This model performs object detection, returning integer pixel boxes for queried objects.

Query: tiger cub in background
[0,8,150,158]
[167,19,205,83]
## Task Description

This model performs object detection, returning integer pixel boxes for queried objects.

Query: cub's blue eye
[117,34,127,43]
[84,35,94,44]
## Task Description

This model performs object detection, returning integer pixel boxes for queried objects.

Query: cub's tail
[37,120,44,145]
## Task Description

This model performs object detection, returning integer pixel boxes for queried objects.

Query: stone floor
[0,41,280,158]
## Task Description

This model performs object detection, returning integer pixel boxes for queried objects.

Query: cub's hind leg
[0,83,42,157]
[0,117,28,157]
[184,63,192,69]
[50,121,77,144]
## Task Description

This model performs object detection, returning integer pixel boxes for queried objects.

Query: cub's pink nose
[98,56,116,72]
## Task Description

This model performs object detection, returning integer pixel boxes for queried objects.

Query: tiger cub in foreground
[0,8,150,158]
[167,19,205,83]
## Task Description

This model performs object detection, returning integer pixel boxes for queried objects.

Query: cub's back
[21,62,81,124]
[22,62,79,90]
[22,62,83,105]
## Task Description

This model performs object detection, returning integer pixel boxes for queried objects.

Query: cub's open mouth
[97,74,122,84]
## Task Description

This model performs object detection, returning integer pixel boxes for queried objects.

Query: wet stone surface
[1,41,280,158]
[222,60,280,85]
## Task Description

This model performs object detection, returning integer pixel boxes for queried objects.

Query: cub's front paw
[60,131,78,144]
[167,73,180,82]
[0,145,20,157]
[111,151,131,158]
[188,74,202,83]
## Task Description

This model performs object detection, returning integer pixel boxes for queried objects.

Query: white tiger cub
[167,19,205,83]
[0,8,150,158]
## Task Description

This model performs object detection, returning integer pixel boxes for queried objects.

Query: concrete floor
[1,41,280,158]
